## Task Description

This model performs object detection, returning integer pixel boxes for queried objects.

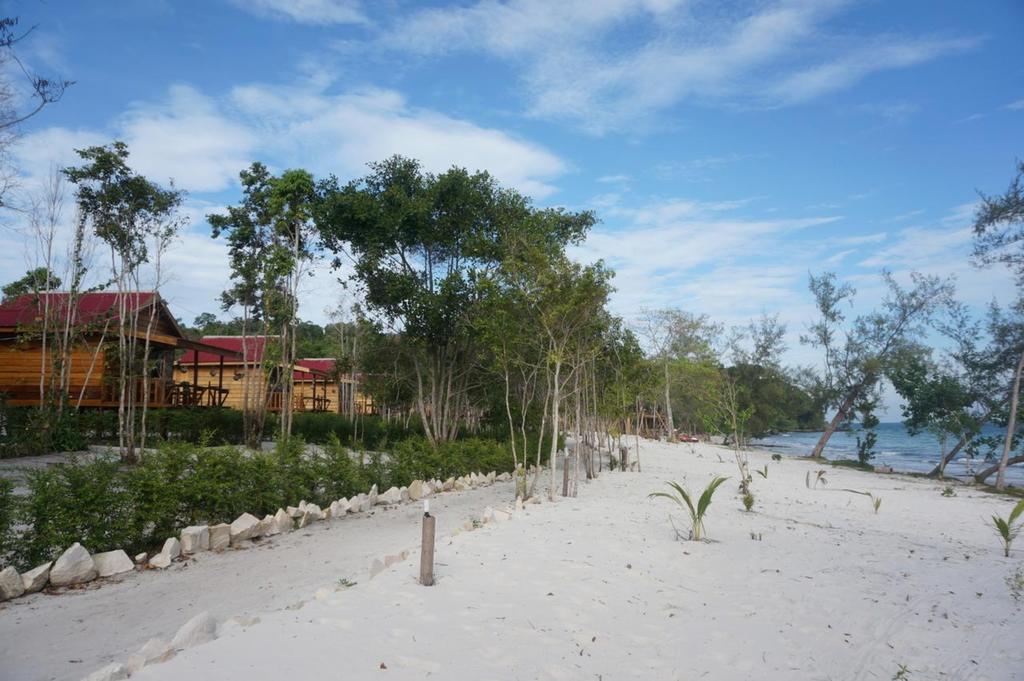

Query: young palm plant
[649,477,729,541]
[992,499,1024,558]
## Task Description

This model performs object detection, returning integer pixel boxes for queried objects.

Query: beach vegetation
[992,498,1024,557]
[648,476,728,541]
[742,491,754,511]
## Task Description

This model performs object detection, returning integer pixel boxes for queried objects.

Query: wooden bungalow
[176,338,368,414]
[0,292,240,408]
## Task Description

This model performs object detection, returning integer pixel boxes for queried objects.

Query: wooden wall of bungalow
[0,292,239,409]
[176,339,371,415]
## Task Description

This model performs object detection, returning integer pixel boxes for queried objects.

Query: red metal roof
[0,291,160,328]
[179,336,270,364]
[295,358,336,380]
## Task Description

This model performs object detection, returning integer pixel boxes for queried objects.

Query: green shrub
[0,478,16,564]
[5,433,518,570]
[17,455,138,567]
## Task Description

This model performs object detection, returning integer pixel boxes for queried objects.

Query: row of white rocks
[82,478,529,681]
[0,470,512,604]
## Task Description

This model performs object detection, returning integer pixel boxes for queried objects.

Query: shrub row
[0,435,524,571]
[0,406,423,458]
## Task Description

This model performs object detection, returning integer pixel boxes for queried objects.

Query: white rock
[180,525,210,553]
[134,552,148,565]
[515,496,524,512]
[0,565,25,600]
[209,523,231,551]
[305,503,324,520]
[92,550,134,577]
[454,479,468,491]
[298,500,309,511]
[162,537,182,560]
[378,486,402,505]
[20,562,51,594]
[367,485,378,507]
[274,508,293,533]
[329,500,340,517]
[149,552,172,569]
[369,558,385,578]
[170,611,219,650]
[82,662,128,681]
[487,471,497,484]
[335,498,351,515]
[400,487,410,503]
[498,472,512,482]
[49,543,97,586]
[298,510,315,528]
[260,514,279,536]
[229,512,260,545]
[287,506,303,518]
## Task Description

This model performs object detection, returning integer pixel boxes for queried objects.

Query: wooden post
[562,452,570,497]
[192,350,199,405]
[420,501,435,586]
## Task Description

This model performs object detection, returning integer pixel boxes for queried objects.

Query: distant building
[176,336,371,415]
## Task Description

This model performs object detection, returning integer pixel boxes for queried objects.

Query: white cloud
[382,0,977,133]
[1004,99,1024,110]
[229,84,567,197]
[228,0,367,25]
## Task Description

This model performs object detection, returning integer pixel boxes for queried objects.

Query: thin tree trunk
[995,350,1024,490]
[976,455,1024,485]
[809,387,861,459]
[549,359,562,501]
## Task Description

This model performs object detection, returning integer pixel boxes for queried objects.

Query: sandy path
[0,480,518,681]
[115,440,1023,681]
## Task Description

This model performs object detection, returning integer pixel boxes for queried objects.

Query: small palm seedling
[649,477,729,541]
[941,486,956,497]
[992,499,1024,558]
[755,465,768,479]
[869,493,882,514]
[806,469,828,489]
[742,491,755,512]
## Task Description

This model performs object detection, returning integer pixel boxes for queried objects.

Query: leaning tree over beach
[970,160,1024,490]
[800,271,954,460]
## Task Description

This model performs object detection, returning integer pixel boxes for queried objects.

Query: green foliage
[648,476,728,541]
[830,458,875,472]
[0,405,87,457]
[755,465,768,479]
[992,499,1024,557]
[742,491,755,512]
[1,267,62,302]
[0,478,16,565]
[941,486,957,497]
[5,435,514,570]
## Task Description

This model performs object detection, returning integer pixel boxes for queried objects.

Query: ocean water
[753,422,1024,485]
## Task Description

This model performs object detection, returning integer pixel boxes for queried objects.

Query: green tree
[1,267,62,301]
[800,271,953,460]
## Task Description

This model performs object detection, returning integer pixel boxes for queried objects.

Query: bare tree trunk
[663,360,673,439]
[549,358,562,501]
[995,350,1024,490]
[809,387,861,459]
[976,455,1024,485]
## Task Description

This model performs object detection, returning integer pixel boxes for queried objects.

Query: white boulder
[443,477,455,491]
[126,638,174,672]
[20,562,51,594]
[93,550,134,577]
[134,552,148,565]
[180,525,210,554]
[149,552,172,569]
[229,513,260,545]
[0,565,25,600]
[378,486,402,505]
[49,543,97,586]
[260,514,279,536]
[209,523,231,551]
[170,611,219,649]
[162,537,182,560]
[498,472,512,482]
[400,487,410,503]
[274,508,293,533]
[287,506,302,518]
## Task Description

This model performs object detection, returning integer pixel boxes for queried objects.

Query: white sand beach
[7,439,1020,681]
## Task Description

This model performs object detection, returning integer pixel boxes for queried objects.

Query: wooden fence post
[420,501,435,586]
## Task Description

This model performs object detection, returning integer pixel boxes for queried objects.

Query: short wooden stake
[420,503,435,586]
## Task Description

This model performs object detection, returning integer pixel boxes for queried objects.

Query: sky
[1,0,1021,417]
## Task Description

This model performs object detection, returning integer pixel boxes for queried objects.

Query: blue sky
[2,0,1022,415]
